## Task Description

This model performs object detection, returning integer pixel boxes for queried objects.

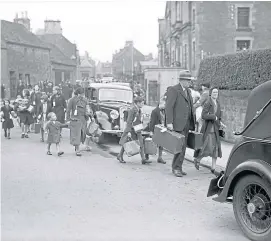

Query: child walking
[37,94,51,142]
[45,112,68,156]
[1,99,15,139]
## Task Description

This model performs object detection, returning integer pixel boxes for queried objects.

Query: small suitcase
[187,131,203,150]
[123,140,140,157]
[152,124,185,154]
[144,137,157,155]
[34,123,41,134]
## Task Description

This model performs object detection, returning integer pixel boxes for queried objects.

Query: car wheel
[233,175,271,241]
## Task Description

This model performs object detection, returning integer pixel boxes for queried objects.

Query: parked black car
[85,83,134,137]
[207,80,271,241]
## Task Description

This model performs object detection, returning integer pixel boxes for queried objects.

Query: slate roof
[47,42,76,66]
[38,34,76,59]
[1,20,49,49]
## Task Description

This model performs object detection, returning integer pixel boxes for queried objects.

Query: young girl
[1,99,15,139]
[18,89,34,138]
[38,94,51,142]
[45,112,68,156]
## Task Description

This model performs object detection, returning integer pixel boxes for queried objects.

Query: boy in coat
[117,96,151,164]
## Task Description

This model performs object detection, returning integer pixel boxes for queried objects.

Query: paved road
[1,128,248,241]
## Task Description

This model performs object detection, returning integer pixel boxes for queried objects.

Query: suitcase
[152,125,185,154]
[144,137,157,155]
[187,131,203,150]
[123,140,140,157]
[34,123,41,134]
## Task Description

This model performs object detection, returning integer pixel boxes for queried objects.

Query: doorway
[9,71,17,98]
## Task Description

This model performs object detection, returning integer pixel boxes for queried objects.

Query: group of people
[117,74,226,177]
[1,82,95,157]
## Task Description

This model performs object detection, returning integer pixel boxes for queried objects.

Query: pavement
[1,126,248,241]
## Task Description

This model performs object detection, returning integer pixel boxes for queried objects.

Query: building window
[192,9,196,30]
[237,7,250,28]
[236,40,251,51]
[192,41,196,69]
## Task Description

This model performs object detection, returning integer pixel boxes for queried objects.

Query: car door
[89,87,99,113]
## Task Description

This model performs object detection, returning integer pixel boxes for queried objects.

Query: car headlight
[110,110,119,120]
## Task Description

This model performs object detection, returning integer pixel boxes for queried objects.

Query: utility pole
[131,42,134,88]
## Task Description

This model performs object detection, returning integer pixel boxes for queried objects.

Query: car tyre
[233,175,271,241]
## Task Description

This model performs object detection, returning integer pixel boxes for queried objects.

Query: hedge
[197,49,271,90]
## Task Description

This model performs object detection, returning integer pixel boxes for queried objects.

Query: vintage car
[85,83,153,139]
[207,80,271,241]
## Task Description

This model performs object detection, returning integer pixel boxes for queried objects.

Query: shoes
[157,157,166,164]
[181,170,187,176]
[172,169,183,177]
[40,138,44,142]
[194,159,200,170]
[21,134,25,138]
[47,151,52,155]
[58,151,64,156]
[76,152,82,156]
[117,155,126,163]
[24,134,29,138]
[142,159,152,165]
[211,169,215,174]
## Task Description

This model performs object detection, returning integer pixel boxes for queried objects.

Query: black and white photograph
[1,0,271,240]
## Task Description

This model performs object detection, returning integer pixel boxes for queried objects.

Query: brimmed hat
[178,70,192,81]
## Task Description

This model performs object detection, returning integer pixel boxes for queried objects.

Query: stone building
[79,52,96,79]
[112,41,145,80]
[1,19,51,98]
[158,1,271,76]
[36,20,79,84]
[96,61,112,79]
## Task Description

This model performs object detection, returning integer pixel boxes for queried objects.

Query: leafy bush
[197,49,271,90]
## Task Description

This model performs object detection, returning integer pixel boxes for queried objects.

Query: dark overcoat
[194,98,222,158]
[165,84,195,132]
[30,91,42,117]
[1,106,14,129]
[50,94,66,123]
[66,95,89,146]
[119,105,143,145]
[45,121,68,144]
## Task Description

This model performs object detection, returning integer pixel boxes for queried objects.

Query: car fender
[213,159,271,202]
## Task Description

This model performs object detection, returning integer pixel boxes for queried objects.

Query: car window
[99,88,133,103]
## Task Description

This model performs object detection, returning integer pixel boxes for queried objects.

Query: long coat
[38,101,51,129]
[50,94,66,123]
[30,91,42,117]
[119,105,143,146]
[194,98,222,158]
[1,106,14,129]
[165,84,195,132]
[45,121,68,144]
[66,95,89,146]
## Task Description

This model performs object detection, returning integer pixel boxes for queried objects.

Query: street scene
[1,1,271,241]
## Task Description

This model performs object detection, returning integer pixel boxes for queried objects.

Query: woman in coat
[66,87,90,156]
[194,87,226,173]
[117,96,151,164]
[37,94,51,142]
[50,86,66,124]
[145,97,166,164]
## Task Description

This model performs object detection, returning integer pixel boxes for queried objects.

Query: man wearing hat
[165,71,196,177]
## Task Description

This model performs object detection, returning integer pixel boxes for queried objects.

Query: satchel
[219,129,225,138]
[187,131,203,150]
[86,119,99,136]
[133,123,144,132]
[123,139,140,157]
[144,137,157,155]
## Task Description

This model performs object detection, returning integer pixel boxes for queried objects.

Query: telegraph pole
[131,41,134,88]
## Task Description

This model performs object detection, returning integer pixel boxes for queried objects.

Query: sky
[0,0,166,62]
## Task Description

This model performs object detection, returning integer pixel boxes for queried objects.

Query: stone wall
[219,90,251,143]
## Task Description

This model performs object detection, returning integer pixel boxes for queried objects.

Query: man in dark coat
[165,73,196,177]
[17,80,25,96]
